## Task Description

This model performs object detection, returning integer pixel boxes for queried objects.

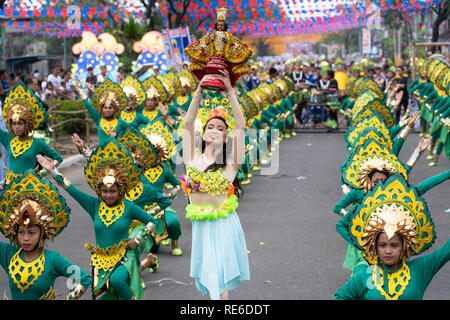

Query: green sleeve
[137,113,149,129]
[51,251,92,289]
[340,98,349,111]
[408,79,419,92]
[404,164,412,175]
[168,103,180,118]
[66,184,100,220]
[440,107,450,119]
[335,207,357,245]
[334,269,368,300]
[164,168,180,187]
[333,189,362,216]
[38,139,64,164]
[415,170,450,196]
[389,123,401,140]
[411,239,450,288]
[129,202,157,225]
[0,242,17,271]
[431,96,444,112]
[392,137,405,156]
[83,99,100,124]
[437,99,450,115]
[0,128,11,147]
[422,90,437,105]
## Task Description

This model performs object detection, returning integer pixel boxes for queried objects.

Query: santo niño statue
[184,7,253,91]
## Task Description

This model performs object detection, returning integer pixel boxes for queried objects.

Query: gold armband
[65,284,86,300]
[399,125,412,140]
[406,147,421,169]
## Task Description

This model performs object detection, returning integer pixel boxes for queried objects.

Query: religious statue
[184,8,253,91]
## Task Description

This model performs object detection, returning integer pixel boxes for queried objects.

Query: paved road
[1,130,449,300]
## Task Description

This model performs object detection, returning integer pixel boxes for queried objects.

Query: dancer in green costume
[0,170,91,300]
[0,82,63,185]
[38,140,158,300]
[119,74,150,130]
[335,174,449,300]
[75,79,131,145]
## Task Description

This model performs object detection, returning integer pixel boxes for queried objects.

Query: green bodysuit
[0,130,63,183]
[0,243,91,300]
[334,240,450,300]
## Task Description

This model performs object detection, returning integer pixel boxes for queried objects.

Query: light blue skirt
[190,211,250,300]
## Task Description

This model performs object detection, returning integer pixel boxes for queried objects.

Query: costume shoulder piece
[346,174,435,265]
[0,170,70,243]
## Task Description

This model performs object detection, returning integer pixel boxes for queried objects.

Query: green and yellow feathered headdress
[345,113,390,147]
[341,137,408,191]
[346,174,435,265]
[0,170,70,244]
[3,82,47,134]
[117,127,159,172]
[84,139,140,198]
[142,76,168,103]
[141,118,175,160]
[351,90,394,128]
[120,74,146,108]
[93,78,128,119]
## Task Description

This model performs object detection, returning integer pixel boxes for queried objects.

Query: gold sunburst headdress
[120,74,146,109]
[142,76,167,102]
[341,138,407,191]
[3,82,47,135]
[0,170,70,245]
[84,139,140,198]
[93,78,128,119]
[347,174,435,265]
[178,69,198,92]
[116,127,159,172]
[141,118,175,159]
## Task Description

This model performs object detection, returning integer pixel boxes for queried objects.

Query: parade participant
[334,58,348,92]
[316,69,338,129]
[37,140,158,300]
[0,170,91,300]
[373,66,386,90]
[137,129,182,256]
[168,70,196,126]
[70,130,173,263]
[393,66,409,123]
[182,69,249,300]
[140,76,172,130]
[289,61,307,86]
[75,78,131,145]
[0,82,63,185]
[245,65,260,91]
[334,174,449,300]
[119,74,149,130]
